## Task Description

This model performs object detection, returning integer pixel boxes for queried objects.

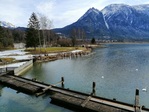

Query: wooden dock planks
[51,92,131,112]
[0,75,41,94]
[0,74,149,112]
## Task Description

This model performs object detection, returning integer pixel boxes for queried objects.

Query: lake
[0,44,149,112]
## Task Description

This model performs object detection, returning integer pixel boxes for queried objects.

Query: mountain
[0,21,16,29]
[15,27,27,31]
[102,4,149,41]
[54,7,109,39]
[54,4,149,41]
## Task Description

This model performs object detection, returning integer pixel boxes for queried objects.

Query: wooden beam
[36,81,63,96]
[81,96,92,107]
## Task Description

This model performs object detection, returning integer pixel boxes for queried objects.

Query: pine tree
[0,26,4,48]
[91,37,96,44]
[28,12,40,29]
[0,26,13,48]
[26,12,40,50]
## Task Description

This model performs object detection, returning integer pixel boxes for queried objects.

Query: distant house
[56,33,66,38]
[14,43,25,49]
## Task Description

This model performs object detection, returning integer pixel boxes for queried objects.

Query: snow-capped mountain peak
[87,7,100,14]
[133,4,149,15]
[78,7,101,21]
[102,4,133,16]
[0,21,16,28]
[134,4,149,11]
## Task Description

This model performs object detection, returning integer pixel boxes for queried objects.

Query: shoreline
[100,42,149,44]
[34,48,93,63]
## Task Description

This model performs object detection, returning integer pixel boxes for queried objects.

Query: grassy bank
[0,58,15,65]
[25,47,87,54]
[0,47,15,51]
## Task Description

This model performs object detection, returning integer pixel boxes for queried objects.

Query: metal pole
[61,77,64,88]
[92,82,96,96]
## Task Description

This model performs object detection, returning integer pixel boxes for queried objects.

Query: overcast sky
[0,0,149,28]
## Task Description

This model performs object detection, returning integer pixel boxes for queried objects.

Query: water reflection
[0,85,5,97]
[0,87,73,112]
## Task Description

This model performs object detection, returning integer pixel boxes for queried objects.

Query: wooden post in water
[92,82,96,96]
[135,89,141,112]
[61,77,64,88]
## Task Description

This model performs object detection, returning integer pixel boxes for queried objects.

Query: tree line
[0,26,26,49]
[25,12,88,49]
[0,12,96,50]
[25,12,60,50]
[0,13,59,50]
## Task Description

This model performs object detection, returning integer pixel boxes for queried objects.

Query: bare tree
[81,29,86,43]
[78,28,81,39]
[70,28,77,46]
[39,14,53,48]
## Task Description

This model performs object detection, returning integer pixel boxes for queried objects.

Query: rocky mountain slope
[0,21,15,28]
[54,4,149,41]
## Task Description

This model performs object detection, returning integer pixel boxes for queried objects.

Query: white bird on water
[101,76,104,79]
[142,87,147,92]
[136,69,138,71]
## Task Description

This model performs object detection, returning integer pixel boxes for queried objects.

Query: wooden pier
[0,73,149,112]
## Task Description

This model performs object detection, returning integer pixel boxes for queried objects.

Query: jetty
[0,72,149,112]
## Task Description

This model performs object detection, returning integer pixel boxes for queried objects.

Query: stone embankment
[34,49,92,62]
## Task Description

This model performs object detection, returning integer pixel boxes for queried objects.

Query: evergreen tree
[28,12,40,29]
[91,37,96,44]
[26,12,40,50]
[13,29,25,43]
[26,28,39,49]
[0,26,4,48]
[0,26,13,48]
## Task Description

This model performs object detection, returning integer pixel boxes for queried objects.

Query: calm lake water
[1,44,149,112]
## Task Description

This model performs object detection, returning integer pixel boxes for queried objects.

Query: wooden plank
[0,75,41,94]
[51,92,83,106]
[36,81,63,96]
[51,92,130,112]
[81,96,91,107]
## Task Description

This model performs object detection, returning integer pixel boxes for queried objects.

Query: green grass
[25,47,86,54]
[0,47,15,51]
[0,58,15,63]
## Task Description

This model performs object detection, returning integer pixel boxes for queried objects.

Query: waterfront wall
[14,60,33,76]
[0,68,6,73]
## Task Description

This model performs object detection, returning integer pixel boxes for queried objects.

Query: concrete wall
[0,68,6,73]
[0,67,15,73]
[14,60,33,76]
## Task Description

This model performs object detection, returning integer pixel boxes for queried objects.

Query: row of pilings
[33,50,92,62]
